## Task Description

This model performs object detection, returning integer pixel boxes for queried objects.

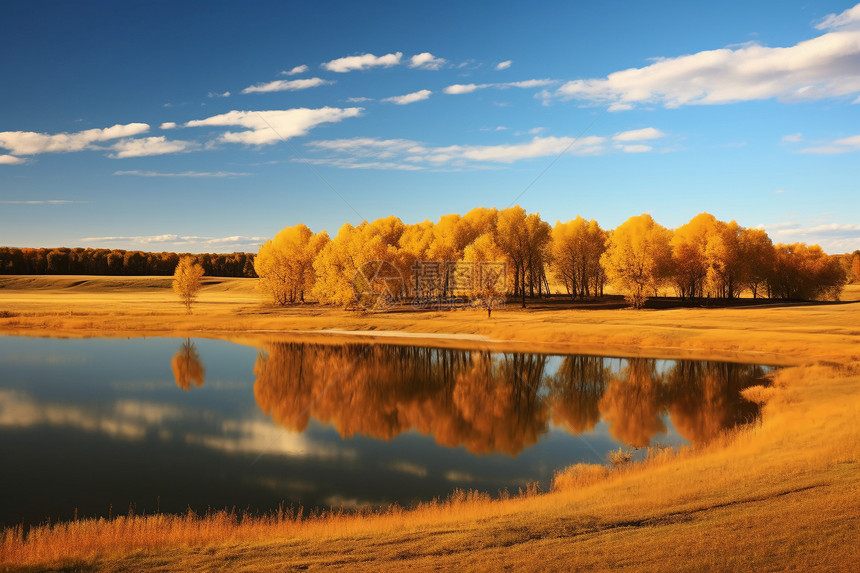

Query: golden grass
[1,277,859,570]
[2,277,860,365]
[2,363,857,571]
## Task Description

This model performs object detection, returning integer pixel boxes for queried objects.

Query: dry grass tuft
[551,463,609,492]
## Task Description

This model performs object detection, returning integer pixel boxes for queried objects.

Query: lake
[0,335,770,527]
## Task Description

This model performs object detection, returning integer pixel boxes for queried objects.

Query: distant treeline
[0,247,256,278]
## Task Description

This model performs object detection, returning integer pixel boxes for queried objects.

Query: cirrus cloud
[182,107,363,146]
[800,134,860,154]
[241,77,333,94]
[114,170,250,178]
[304,134,609,170]
[443,79,556,95]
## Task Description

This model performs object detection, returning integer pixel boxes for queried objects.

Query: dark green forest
[0,247,256,278]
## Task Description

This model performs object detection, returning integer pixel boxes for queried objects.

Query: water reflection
[546,355,609,434]
[254,343,769,453]
[0,336,772,527]
[171,339,205,390]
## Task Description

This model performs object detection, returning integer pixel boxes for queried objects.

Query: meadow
[0,276,858,571]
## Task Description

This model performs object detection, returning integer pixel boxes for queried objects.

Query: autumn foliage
[252,209,847,308]
[172,256,205,313]
[1,209,846,310]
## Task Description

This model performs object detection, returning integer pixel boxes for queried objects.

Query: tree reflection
[599,359,667,447]
[171,339,205,390]
[252,343,768,455]
[254,343,549,455]
[546,355,610,434]
[665,361,766,445]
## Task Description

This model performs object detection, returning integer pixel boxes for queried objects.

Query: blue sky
[2,0,859,254]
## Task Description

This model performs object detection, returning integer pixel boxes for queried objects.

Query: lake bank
[2,276,859,365]
[1,276,859,571]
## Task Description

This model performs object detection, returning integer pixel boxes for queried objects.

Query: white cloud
[613,127,666,142]
[183,107,362,145]
[0,123,149,155]
[108,136,197,158]
[160,122,177,130]
[444,83,485,94]
[241,77,333,94]
[382,89,432,105]
[760,220,860,253]
[548,3,860,108]
[322,51,402,72]
[80,234,268,247]
[207,91,231,98]
[618,144,653,153]
[444,79,556,94]
[782,132,803,143]
[495,60,512,70]
[307,137,425,154]
[799,133,860,154]
[281,64,309,76]
[439,136,606,163]
[0,154,25,165]
[299,157,425,171]
[114,170,249,178]
[505,79,554,89]
[409,52,446,70]
[346,96,373,103]
[305,135,607,170]
[815,4,860,31]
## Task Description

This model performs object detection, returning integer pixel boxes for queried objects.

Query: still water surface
[0,336,770,526]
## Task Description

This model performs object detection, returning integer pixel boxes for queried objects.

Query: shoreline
[2,276,859,571]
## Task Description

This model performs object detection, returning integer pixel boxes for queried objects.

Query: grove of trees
[1,208,850,309]
[253,208,849,309]
[0,247,256,278]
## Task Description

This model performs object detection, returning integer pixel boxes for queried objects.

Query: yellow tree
[601,214,673,309]
[704,220,743,298]
[463,232,508,317]
[670,212,717,299]
[172,256,205,313]
[739,227,774,298]
[550,216,607,299]
[495,207,550,306]
[397,219,435,296]
[312,220,396,307]
[461,206,499,246]
[851,251,860,283]
[769,243,847,300]
[255,224,329,305]
[524,212,552,298]
[495,206,529,305]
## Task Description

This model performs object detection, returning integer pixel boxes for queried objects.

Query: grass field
[1,276,859,571]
